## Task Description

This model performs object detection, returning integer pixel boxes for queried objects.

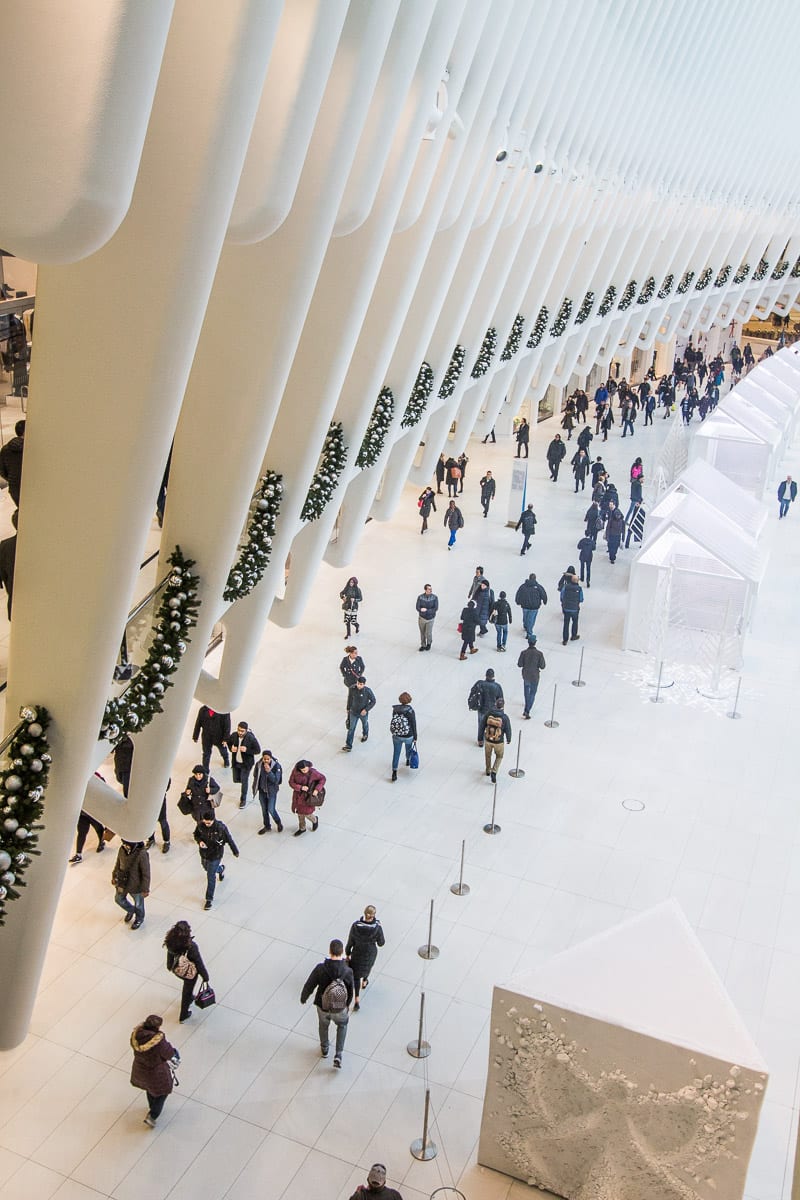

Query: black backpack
[321,975,349,1013]
[467,682,481,711]
[390,709,411,737]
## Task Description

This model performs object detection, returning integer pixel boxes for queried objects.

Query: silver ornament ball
[3,818,19,832]
[1,872,15,886]
[19,744,35,757]
[19,706,37,722]
[4,775,23,793]
[27,722,43,738]
[30,760,43,773]
[0,851,11,872]
[15,828,28,840]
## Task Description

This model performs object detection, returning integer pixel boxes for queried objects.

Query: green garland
[471,327,497,378]
[676,270,695,295]
[500,314,525,360]
[771,260,789,280]
[0,706,51,927]
[356,389,394,469]
[101,548,200,744]
[438,345,465,398]
[575,291,595,325]
[618,281,637,311]
[695,268,713,291]
[753,259,769,282]
[791,259,800,279]
[223,470,283,603]
[550,298,573,337]
[637,277,655,305]
[714,265,731,287]
[658,274,674,299]
[598,285,617,317]
[733,263,750,284]
[526,306,549,348]
[403,364,433,428]
[301,422,348,522]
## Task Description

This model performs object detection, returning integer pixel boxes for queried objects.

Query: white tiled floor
[0,399,798,1200]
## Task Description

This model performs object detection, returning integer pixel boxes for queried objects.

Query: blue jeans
[257,790,281,829]
[392,736,414,770]
[448,527,457,546]
[114,889,144,920]
[495,622,508,649]
[523,680,539,714]
[522,608,539,639]
[779,499,790,518]
[346,711,369,748]
[203,857,223,902]
[317,1008,349,1056]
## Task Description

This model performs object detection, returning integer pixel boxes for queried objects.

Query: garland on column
[753,258,769,282]
[657,274,674,299]
[100,548,200,744]
[222,470,283,603]
[695,268,713,291]
[771,260,789,280]
[618,281,637,311]
[676,270,695,294]
[791,259,800,279]
[402,363,433,428]
[437,345,465,398]
[636,277,655,305]
[301,422,348,522]
[733,262,750,284]
[575,291,595,324]
[598,285,617,317]
[500,314,525,360]
[715,265,731,287]
[0,706,51,927]
[526,305,549,348]
[550,298,573,337]
[471,326,497,378]
[356,389,394,468]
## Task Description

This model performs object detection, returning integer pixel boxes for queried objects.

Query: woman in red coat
[129,1014,178,1127]
[288,759,326,837]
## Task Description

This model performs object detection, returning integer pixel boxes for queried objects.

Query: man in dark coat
[225,720,261,807]
[577,534,594,586]
[546,434,566,481]
[343,677,377,751]
[415,583,438,650]
[778,475,797,519]
[571,448,589,492]
[0,419,25,507]
[194,813,239,910]
[479,470,496,517]
[345,905,385,1010]
[112,840,151,928]
[192,705,231,772]
[300,938,355,1068]
[577,423,592,454]
[515,504,537,555]
[560,574,584,645]
[0,509,17,618]
[514,573,547,639]
[515,418,530,458]
[605,502,626,563]
[470,667,504,745]
[435,454,446,493]
[517,635,546,718]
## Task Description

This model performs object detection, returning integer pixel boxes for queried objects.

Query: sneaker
[391,771,397,782]
[361,735,368,743]
[144,1115,157,1128]
[485,771,491,777]
[320,1047,329,1058]
[523,712,531,720]
[162,842,170,853]
[68,853,82,865]
[218,864,225,881]
[131,916,144,930]
[239,800,246,809]
[341,745,352,752]
[418,646,426,652]
[333,1056,342,1069]
[96,841,106,853]
[204,900,212,910]
[491,771,497,783]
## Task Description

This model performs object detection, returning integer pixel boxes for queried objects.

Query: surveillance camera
[495,149,508,163]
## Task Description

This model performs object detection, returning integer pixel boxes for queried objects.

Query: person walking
[288,760,326,835]
[605,501,626,563]
[339,576,362,638]
[515,417,529,458]
[643,392,656,425]
[479,470,496,517]
[571,448,589,492]
[418,487,436,533]
[349,1164,403,1200]
[415,583,438,651]
[340,646,365,722]
[489,589,513,651]
[435,454,446,494]
[469,667,504,745]
[0,511,17,617]
[778,475,797,518]
[225,720,261,808]
[577,533,594,586]
[576,423,593,455]
[300,939,355,1069]
[343,676,376,751]
[515,503,537,555]
[445,456,460,497]
[474,578,493,637]
[192,705,231,772]
[481,425,496,444]
[389,693,417,781]
[163,920,209,1023]
[69,810,106,864]
[444,499,464,549]
[480,697,511,783]
[112,840,150,929]
[621,401,636,438]
[575,389,589,424]
[467,565,486,600]
[345,905,385,1011]
[590,456,605,486]
[193,813,239,910]
[625,500,646,548]
[178,765,221,822]
[584,499,602,549]
[600,405,614,440]
[518,635,546,718]
[560,573,584,645]
[113,733,134,797]
[0,419,25,508]
[130,1014,179,1128]
[456,452,468,493]
[546,434,566,481]
[252,749,284,833]
[514,572,548,639]
[458,598,479,659]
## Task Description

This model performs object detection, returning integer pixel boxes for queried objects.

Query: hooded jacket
[193,818,239,863]
[112,843,150,894]
[515,577,547,610]
[346,916,386,978]
[130,1025,177,1096]
[300,957,355,1008]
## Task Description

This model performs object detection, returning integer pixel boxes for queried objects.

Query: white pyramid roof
[505,899,766,1070]
[657,458,767,538]
[644,490,764,581]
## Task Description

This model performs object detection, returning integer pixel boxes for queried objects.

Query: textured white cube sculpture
[478,901,768,1199]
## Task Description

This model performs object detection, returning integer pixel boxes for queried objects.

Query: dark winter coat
[629,479,643,503]
[571,451,589,480]
[113,735,134,783]
[0,435,24,505]
[349,1184,403,1200]
[515,577,547,610]
[181,773,221,821]
[288,765,326,816]
[577,535,594,563]
[340,582,363,610]
[347,684,376,716]
[130,1026,177,1097]
[515,509,537,536]
[346,916,385,980]
[585,503,602,534]
[546,438,566,464]
[475,678,503,712]
[252,757,282,800]
[560,579,583,613]
[112,843,150,894]
[0,533,15,617]
[419,491,436,518]
[778,480,798,503]
[444,505,464,530]
[300,957,355,1008]
[479,475,496,501]
[166,940,208,984]
[516,420,530,445]
[192,706,231,748]
[490,596,512,625]
[474,582,492,627]
[225,728,261,769]
[390,703,417,740]
[518,645,546,682]
[606,508,626,544]
[435,457,446,484]
[590,460,606,485]
[577,426,593,452]
[415,592,439,620]
[340,654,365,689]
[193,819,239,863]
[460,603,479,637]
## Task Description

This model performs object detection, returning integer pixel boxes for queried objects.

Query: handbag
[173,953,198,981]
[195,982,216,1009]
[169,1054,180,1087]
[457,622,463,633]
[408,743,419,770]
[310,786,326,807]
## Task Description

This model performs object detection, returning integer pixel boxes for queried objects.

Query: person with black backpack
[252,749,283,833]
[389,692,417,782]
[479,698,512,783]
[468,668,503,746]
[300,938,355,1069]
